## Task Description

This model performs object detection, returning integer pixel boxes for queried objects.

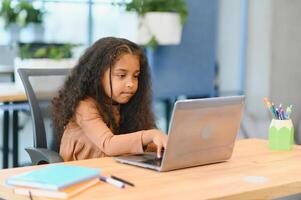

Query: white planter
[137,12,183,45]
[8,23,21,44]
[14,58,77,92]
[22,23,45,42]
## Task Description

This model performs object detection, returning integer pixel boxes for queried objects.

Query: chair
[18,68,71,165]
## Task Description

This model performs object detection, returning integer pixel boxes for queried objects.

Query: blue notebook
[6,164,101,190]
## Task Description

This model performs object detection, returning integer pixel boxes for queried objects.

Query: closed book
[6,164,100,190]
[14,178,99,199]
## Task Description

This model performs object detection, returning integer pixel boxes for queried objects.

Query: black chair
[18,68,71,165]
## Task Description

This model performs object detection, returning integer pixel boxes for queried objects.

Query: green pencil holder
[269,119,294,151]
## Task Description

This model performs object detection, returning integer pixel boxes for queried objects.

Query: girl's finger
[157,144,162,158]
[163,137,167,148]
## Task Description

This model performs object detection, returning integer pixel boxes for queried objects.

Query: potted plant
[14,43,79,91]
[17,1,45,42]
[0,0,44,43]
[0,0,21,43]
[120,0,188,48]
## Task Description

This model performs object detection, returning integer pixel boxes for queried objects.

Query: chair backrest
[18,68,71,151]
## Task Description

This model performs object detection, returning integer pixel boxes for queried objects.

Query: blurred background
[0,0,300,169]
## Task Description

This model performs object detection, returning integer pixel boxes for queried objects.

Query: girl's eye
[117,74,126,78]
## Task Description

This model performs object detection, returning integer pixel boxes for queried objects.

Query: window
[42,1,88,45]
[0,0,137,49]
[92,2,137,43]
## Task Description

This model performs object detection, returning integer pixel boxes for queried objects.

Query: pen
[271,103,278,119]
[263,97,277,119]
[111,175,135,187]
[99,175,125,189]
[286,105,293,119]
[279,104,284,120]
[29,191,33,200]
[275,108,280,119]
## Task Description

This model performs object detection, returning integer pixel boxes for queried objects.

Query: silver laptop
[115,96,245,172]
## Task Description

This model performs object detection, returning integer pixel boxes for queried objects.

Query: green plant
[146,36,158,51]
[0,0,44,28]
[17,1,44,26]
[19,43,79,60]
[122,0,188,25]
[0,0,18,28]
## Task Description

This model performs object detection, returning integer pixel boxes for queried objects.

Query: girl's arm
[75,98,145,156]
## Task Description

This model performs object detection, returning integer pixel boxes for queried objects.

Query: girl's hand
[142,129,168,158]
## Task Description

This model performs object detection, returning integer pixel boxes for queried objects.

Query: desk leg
[12,109,18,167]
[2,103,9,169]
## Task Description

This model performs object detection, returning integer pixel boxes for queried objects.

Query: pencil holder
[269,119,294,150]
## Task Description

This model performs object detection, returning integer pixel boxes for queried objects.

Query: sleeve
[74,98,145,156]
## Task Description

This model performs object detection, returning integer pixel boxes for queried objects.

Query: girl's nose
[126,80,134,88]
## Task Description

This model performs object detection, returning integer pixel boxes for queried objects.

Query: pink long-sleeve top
[59,97,145,161]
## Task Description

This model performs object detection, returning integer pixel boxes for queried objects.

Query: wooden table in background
[0,139,301,199]
[0,83,27,168]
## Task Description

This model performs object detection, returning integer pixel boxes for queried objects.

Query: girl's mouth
[121,92,134,95]
[121,92,134,97]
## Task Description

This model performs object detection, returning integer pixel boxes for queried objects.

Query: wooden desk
[0,83,27,168]
[0,139,301,199]
[0,83,26,102]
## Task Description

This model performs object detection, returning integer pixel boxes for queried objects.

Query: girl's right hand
[142,129,168,158]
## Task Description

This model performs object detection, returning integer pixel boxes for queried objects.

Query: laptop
[114,96,245,172]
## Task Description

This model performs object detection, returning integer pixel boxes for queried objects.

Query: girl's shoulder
[83,96,98,105]
[73,97,104,123]
[76,96,99,113]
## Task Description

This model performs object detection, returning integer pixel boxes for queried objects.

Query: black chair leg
[13,109,19,167]
[2,103,9,169]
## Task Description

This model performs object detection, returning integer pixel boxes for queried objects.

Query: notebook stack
[6,164,101,199]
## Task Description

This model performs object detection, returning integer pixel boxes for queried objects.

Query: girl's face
[102,53,140,104]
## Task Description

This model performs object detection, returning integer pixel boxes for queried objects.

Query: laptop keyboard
[142,157,162,166]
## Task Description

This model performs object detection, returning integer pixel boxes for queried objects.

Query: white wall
[219,0,301,142]
[245,0,272,120]
[245,0,301,142]
[218,0,272,120]
[270,0,301,143]
[217,0,242,94]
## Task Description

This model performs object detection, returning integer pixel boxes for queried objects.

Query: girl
[52,37,167,161]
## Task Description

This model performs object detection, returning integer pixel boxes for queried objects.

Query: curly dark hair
[52,37,155,145]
